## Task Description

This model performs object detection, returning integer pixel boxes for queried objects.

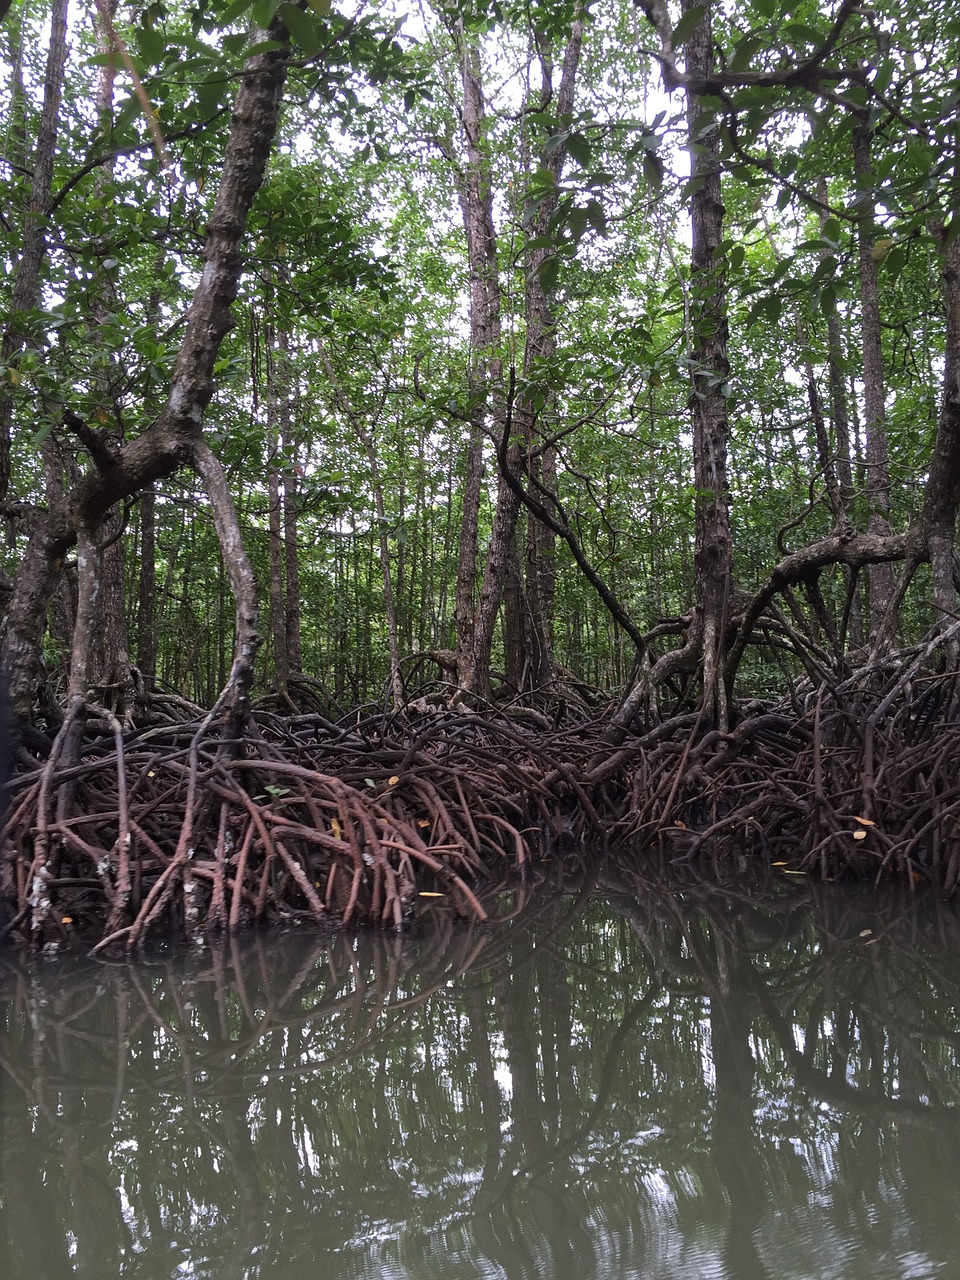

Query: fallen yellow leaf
[675,820,686,830]
[852,829,867,840]
[388,775,400,785]
[854,816,876,826]
[331,817,342,840]
[419,891,444,898]
[61,916,73,924]
[418,819,430,828]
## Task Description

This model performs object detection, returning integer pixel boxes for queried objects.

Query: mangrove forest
[1,0,959,948]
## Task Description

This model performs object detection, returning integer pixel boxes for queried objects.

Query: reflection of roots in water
[4,665,960,950]
[603,857,960,1135]
[4,871,960,1279]
[0,878,581,1111]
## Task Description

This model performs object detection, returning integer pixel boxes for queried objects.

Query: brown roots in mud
[3,653,960,950]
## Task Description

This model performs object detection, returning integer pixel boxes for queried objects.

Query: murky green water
[3,869,960,1279]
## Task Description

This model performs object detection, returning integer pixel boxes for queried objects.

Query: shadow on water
[3,864,960,1279]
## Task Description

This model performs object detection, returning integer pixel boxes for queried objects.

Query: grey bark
[684,0,733,728]
[0,0,70,507]
[853,117,895,645]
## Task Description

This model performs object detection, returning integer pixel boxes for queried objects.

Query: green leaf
[279,2,323,53]
[565,133,592,168]
[538,255,560,292]
[250,0,278,29]
[672,5,706,48]
[642,150,664,190]
[883,245,906,282]
[584,199,607,236]
[730,34,762,71]
[136,24,167,65]
[218,0,256,25]
[785,21,823,45]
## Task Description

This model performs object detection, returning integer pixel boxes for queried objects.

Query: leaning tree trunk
[1,18,293,723]
[684,0,733,729]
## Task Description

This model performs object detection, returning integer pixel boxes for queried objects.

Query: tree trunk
[684,0,733,728]
[921,221,960,663]
[450,19,503,699]
[0,0,70,508]
[265,320,290,694]
[853,117,895,646]
[510,21,583,693]
[281,347,302,675]
[87,0,133,723]
[136,486,157,686]
[817,179,855,511]
[463,14,583,700]
[2,19,292,722]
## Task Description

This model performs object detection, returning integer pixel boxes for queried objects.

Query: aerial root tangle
[1,708,574,949]
[3,657,960,948]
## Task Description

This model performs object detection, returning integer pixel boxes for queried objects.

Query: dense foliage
[1,0,957,719]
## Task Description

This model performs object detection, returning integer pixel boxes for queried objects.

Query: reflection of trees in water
[605,864,960,1278]
[2,873,960,1278]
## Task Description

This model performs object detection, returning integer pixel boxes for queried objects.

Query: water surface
[2,869,960,1278]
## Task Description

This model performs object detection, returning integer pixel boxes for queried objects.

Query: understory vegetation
[1,0,958,947]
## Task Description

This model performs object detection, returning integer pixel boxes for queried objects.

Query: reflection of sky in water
[3,880,960,1278]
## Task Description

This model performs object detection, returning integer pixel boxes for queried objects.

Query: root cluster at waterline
[3,662,960,949]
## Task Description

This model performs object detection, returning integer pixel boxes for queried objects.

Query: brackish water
[3,866,960,1279]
